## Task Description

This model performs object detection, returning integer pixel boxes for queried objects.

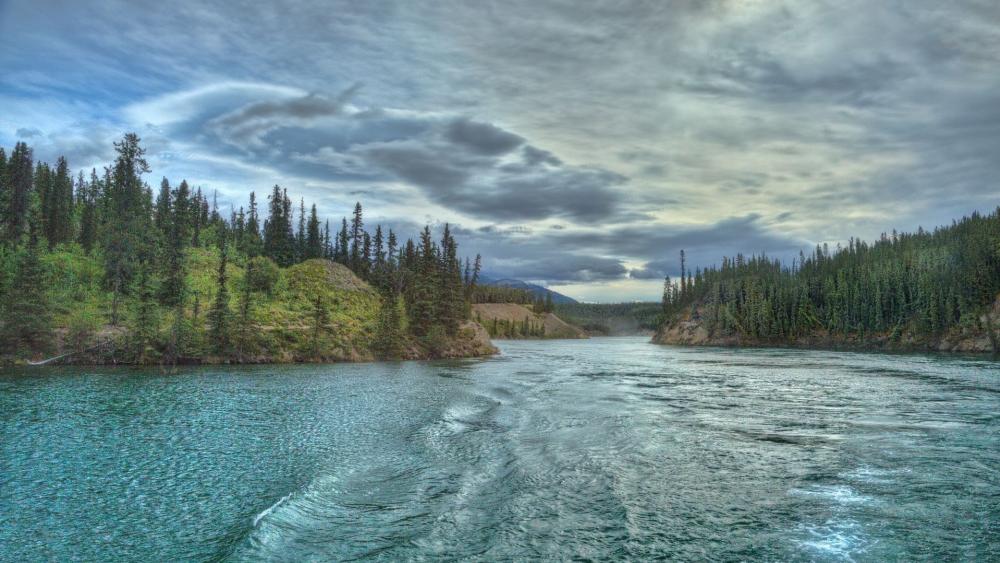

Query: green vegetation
[0,135,491,364]
[555,302,662,335]
[477,314,547,338]
[659,210,1000,351]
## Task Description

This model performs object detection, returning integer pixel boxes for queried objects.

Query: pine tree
[0,238,51,357]
[337,218,349,264]
[78,169,100,253]
[245,191,262,257]
[103,133,152,325]
[437,224,465,334]
[306,203,321,259]
[234,258,258,362]
[130,262,158,362]
[408,226,438,336]
[154,177,172,236]
[296,198,306,262]
[43,157,74,248]
[349,202,363,272]
[207,240,232,356]
[3,142,33,244]
[160,179,190,306]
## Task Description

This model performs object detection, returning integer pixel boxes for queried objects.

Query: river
[1,337,997,561]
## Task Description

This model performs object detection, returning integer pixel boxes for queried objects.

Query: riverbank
[8,252,497,366]
[24,319,497,366]
[472,302,587,339]
[653,298,1000,354]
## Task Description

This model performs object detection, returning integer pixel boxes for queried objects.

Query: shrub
[245,256,280,294]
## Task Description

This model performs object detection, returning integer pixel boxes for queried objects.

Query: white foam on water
[789,484,874,505]
[841,465,901,484]
[253,492,293,527]
[796,519,872,562]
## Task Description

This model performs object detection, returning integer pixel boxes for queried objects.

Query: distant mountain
[478,275,578,304]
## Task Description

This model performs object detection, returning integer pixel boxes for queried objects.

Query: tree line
[660,210,1000,345]
[0,134,485,361]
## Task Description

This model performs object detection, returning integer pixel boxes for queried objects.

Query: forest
[659,211,1000,351]
[0,134,491,364]
[554,302,662,335]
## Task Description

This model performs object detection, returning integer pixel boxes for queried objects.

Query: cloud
[125,82,628,222]
[15,127,42,138]
[445,117,524,155]
[207,84,362,148]
[3,0,1000,300]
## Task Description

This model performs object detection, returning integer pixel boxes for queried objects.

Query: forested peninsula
[655,211,1000,354]
[0,135,496,365]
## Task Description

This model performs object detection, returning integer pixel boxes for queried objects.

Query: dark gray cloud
[522,145,561,166]
[445,117,524,155]
[132,82,629,222]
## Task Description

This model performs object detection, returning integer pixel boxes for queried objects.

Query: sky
[1,0,998,302]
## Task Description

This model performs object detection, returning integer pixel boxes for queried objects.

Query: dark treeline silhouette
[660,210,1000,347]
[0,134,485,362]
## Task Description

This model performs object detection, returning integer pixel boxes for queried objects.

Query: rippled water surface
[2,338,998,561]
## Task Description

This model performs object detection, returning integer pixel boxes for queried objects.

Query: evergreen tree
[0,238,52,357]
[207,240,232,356]
[407,226,438,336]
[374,292,405,359]
[44,157,74,248]
[349,202,363,272]
[234,258,258,362]
[245,191,262,257]
[160,180,190,306]
[103,133,152,325]
[130,262,158,362]
[336,218,349,264]
[78,169,100,253]
[437,224,465,334]
[306,203,322,259]
[296,198,306,261]
[3,142,33,244]
[154,177,172,236]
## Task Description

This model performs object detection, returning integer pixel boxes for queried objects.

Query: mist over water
[2,338,998,561]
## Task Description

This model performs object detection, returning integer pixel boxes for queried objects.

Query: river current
[1,338,997,561]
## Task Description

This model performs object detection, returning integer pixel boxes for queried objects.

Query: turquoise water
[1,338,998,561]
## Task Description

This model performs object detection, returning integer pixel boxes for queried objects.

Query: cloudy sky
[1,1,998,301]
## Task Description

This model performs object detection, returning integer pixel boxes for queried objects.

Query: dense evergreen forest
[0,134,491,364]
[555,302,662,335]
[658,212,1000,352]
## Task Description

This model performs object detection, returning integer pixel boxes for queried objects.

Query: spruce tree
[234,258,258,362]
[103,133,151,325]
[78,169,100,253]
[160,180,190,306]
[306,203,321,259]
[130,262,158,362]
[349,202,363,272]
[375,291,405,359]
[245,191,261,257]
[407,226,438,336]
[154,177,172,236]
[4,142,33,244]
[207,241,232,356]
[0,238,51,357]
